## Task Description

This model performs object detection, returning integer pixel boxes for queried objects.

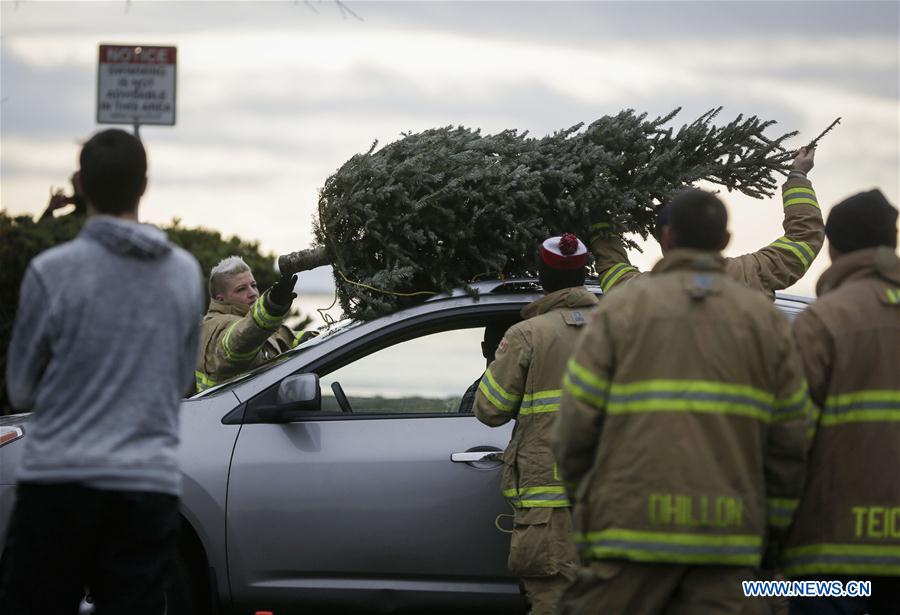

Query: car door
[226,324,523,613]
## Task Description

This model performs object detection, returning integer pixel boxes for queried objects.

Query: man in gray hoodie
[0,129,204,614]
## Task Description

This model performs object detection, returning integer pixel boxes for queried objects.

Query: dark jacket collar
[522,286,598,319]
[206,298,251,317]
[816,246,900,296]
[651,249,726,275]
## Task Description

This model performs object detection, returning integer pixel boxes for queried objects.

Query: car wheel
[77,552,197,615]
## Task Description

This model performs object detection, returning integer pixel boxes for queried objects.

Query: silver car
[0,280,812,614]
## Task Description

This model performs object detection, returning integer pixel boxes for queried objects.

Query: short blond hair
[209,256,251,298]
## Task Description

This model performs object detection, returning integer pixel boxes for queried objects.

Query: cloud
[5,1,895,43]
[2,0,897,299]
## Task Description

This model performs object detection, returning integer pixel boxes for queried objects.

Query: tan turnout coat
[195,292,296,392]
[782,247,900,577]
[554,250,812,567]
[475,287,599,510]
[474,287,598,577]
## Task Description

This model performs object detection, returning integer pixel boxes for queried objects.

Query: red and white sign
[97,44,177,126]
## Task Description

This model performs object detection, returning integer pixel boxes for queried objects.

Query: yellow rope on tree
[336,269,437,298]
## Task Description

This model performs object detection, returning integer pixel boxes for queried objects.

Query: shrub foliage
[0,212,307,414]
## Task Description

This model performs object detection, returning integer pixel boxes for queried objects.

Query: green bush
[0,211,310,415]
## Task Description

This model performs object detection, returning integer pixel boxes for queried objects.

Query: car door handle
[451,451,503,462]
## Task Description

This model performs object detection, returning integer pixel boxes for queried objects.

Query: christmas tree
[282,107,800,320]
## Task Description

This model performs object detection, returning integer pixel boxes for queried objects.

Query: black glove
[266,273,298,312]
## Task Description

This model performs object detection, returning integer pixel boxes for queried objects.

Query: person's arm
[474,328,530,427]
[765,314,813,544]
[791,308,832,410]
[457,378,480,413]
[589,220,642,293]
[791,307,832,444]
[207,273,296,377]
[40,189,74,221]
[554,308,614,498]
[728,147,824,293]
[6,267,55,410]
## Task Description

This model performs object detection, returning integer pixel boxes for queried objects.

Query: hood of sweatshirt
[81,216,172,259]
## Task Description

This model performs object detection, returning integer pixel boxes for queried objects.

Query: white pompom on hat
[540,233,588,270]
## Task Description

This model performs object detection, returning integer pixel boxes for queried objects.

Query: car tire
[74,553,197,615]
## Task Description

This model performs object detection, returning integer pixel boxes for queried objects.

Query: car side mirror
[253,373,322,422]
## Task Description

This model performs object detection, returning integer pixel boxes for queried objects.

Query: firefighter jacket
[591,177,823,297]
[195,291,297,392]
[554,249,812,567]
[782,246,900,577]
[474,286,599,512]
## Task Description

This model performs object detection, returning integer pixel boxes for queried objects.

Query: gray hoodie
[6,216,203,495]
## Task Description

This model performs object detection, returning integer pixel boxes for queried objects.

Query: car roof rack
[485,277,604,295]
[422,276,606,303]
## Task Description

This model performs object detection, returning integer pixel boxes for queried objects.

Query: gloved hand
[267,272,298,311]
[791,146,815,175]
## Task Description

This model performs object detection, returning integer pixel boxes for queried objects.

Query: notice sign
[97,44,177,126]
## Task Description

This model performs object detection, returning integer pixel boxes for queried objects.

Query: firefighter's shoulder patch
[563,310,587,326]
[496,337,509,354]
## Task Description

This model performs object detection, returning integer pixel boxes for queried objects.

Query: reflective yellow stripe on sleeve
[478,367,522,413]
[782,186,819,209]
[767,497,799,528]
[195,371,217,392]
[252,295,284,331]
[502,485,570,508]
[774,384,814,423]
[563,358,610,409]
[770,236,815,270]
[520,390,562,415]
[590,221,612,242]
[599,263,636,292]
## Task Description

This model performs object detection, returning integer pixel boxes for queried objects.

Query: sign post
[97,44,177,138]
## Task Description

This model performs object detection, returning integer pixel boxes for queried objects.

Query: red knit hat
[540,233,588,270]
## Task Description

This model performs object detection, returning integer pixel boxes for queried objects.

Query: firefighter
[555,189,811,613]
[782,190,900,614]
[591,147,822,297]
[195,256,303,392]
[474,234,599,615]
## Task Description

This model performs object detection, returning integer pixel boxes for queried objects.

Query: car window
[318,327,487,415]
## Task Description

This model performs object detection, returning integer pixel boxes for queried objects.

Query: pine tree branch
[807,117,841,149]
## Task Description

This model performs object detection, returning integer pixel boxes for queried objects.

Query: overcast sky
[2,0,898,297]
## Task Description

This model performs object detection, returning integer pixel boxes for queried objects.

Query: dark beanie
[825,189,898,253]
[654,203,673,241]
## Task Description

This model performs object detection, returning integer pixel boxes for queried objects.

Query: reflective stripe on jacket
[590,177,824,296]
[783,247,900,576]
[196,292,295,391]
[554,249,811,567]
[474,286,599,510]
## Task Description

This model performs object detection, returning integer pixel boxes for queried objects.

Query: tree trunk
[278,246,331,274]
